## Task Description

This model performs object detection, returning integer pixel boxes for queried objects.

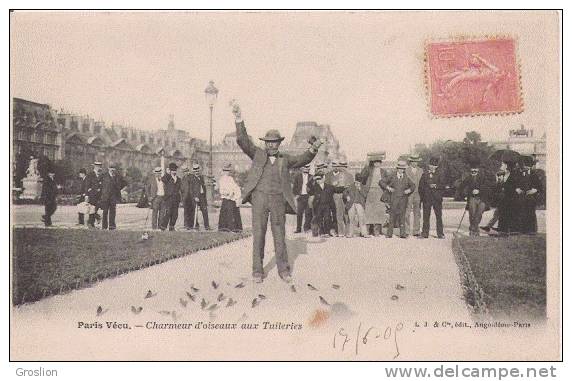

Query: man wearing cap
[418,157,449,238]
[161,163,181,231]
[179,165,193,229]
[40,168,58,227]
[188,163,210,230]
[292,164,313,233]
[404,154,423,237]
[326,160,353,236]
[379,161,416,238]
[232,102,321,283]
[459,158,491,236]
[515,156,543,234]
[85,161,104,228]
[145,167,165,230]
[100,163,127,230]
[342,173,370,238]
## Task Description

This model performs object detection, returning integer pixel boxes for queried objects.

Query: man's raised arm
[287,139,322,169]
[232,103,257,160]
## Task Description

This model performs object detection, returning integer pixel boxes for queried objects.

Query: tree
[463,131,482,145]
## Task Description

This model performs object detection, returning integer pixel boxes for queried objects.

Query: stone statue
[25,157,41,180]
[20,156,43,200]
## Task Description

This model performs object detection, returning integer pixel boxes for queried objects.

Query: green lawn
[453,234,546,319]
[12,228,250,305]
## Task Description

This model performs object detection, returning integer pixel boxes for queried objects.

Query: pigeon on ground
[158,310,171,315]
[258,294,267,300]
[190,286,200,293]
[217,293,226,302]
[235,282,245,288]
[391,295,399,301]
[145,290,156,299]
[396,284,405,290]
[186,292,196,301]
[251,298,260,308]
[96,306,108,316]
[307,283,318,291]
[131,306,143,314]
[319,296,330,306]
[207,303,218,311]
[332,284,341,290]
[211,281,219,289]
[290,285,297,293]
[201,298,208,310]
[226,298,237,307]
[179,298,188,308]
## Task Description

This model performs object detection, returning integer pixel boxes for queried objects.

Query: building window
[82,123,90,133]
[121,131,128,139]
[149,137,154,144]
[46,133,56,145]
[57,118,66,128]
[36,131,44,144]
[141,135,146,143]
[94,125,101,134]
[70,121,78,130]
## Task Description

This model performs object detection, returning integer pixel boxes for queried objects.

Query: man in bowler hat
[85,161,104,228]
[100,163,127,230]
[161,162,182,231]
[459,157,491,236]
[41,168,58,227]
[515,155,543,234]
[232,102,321,283]
[188,163,210,230]
[380,160,416,238]
[404,153,423,237]
[418,156,449,238]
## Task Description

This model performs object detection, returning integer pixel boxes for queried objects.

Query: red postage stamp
[426,38,523,117]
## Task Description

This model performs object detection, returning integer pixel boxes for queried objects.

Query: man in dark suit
[379,160,416,238]
[418,157,449,239]
[515,156,543,234]
[188,163,210,230]
[179,165,193,229]
[77,168,88,225]
[100,163,127,230]
[308,171,346,237]
[161,162,182,231]
[41,168,58,227]
[459,158,492,236]
[232,102,321,283]
[292,164,313,233]
[85,161,104,228]
[145,167,165,230]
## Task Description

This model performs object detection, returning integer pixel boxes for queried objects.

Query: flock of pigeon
[95,278,408,323]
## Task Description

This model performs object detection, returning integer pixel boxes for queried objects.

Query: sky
[10,11,559,160]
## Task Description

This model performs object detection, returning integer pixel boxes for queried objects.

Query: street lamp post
[204,80,219,202]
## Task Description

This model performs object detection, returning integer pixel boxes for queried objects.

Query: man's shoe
[362,234,371,238]
[437,234,445,239]
[480,226,491,232]
[253,275,263,284]
[413,233,420,237]
[294,229,302,234]
[419,235,428,239]
[280,274,292,283]
[399,235,407,239]
[386,235,393,239]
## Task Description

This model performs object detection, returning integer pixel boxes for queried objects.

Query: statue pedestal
[21,178,43,200]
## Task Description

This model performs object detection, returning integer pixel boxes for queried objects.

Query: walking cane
[456,207,468,234]
[141,207,151,240]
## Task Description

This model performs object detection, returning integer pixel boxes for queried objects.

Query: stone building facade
[13,98,204,180]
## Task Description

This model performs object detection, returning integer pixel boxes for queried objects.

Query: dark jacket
[459,171,493,206]
[379,171,416,211]
[236,121,317,213]
[189,174,208,202]
[162,174,182,206]
[308,182,345,210]
[515,169,544,202]
[41,176,58,204]
[292,172,313,196]
[85,171,104,204]
[342,182,367,210]
[418,169,448,205]
[100,172,127,206]
[180,174,192,201]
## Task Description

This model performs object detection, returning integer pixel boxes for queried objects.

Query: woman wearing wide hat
[358,151,388,237]
[217,163,243,232]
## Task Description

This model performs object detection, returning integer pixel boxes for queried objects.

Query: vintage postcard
[9,10,561,361]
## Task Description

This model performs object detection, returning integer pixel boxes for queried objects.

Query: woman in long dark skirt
[497,160,519,235]
[217,164,243,232]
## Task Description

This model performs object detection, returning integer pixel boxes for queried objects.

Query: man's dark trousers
[422,200,443,237]
[44,202,57,226]
[251,191,289,278]
[296,194,312,232]
[102,202,117,230]
[183,197,193,228]
[162,203,179,230]
[189,198,210,229]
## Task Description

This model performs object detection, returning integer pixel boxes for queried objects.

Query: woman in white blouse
[217,163,243,232]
